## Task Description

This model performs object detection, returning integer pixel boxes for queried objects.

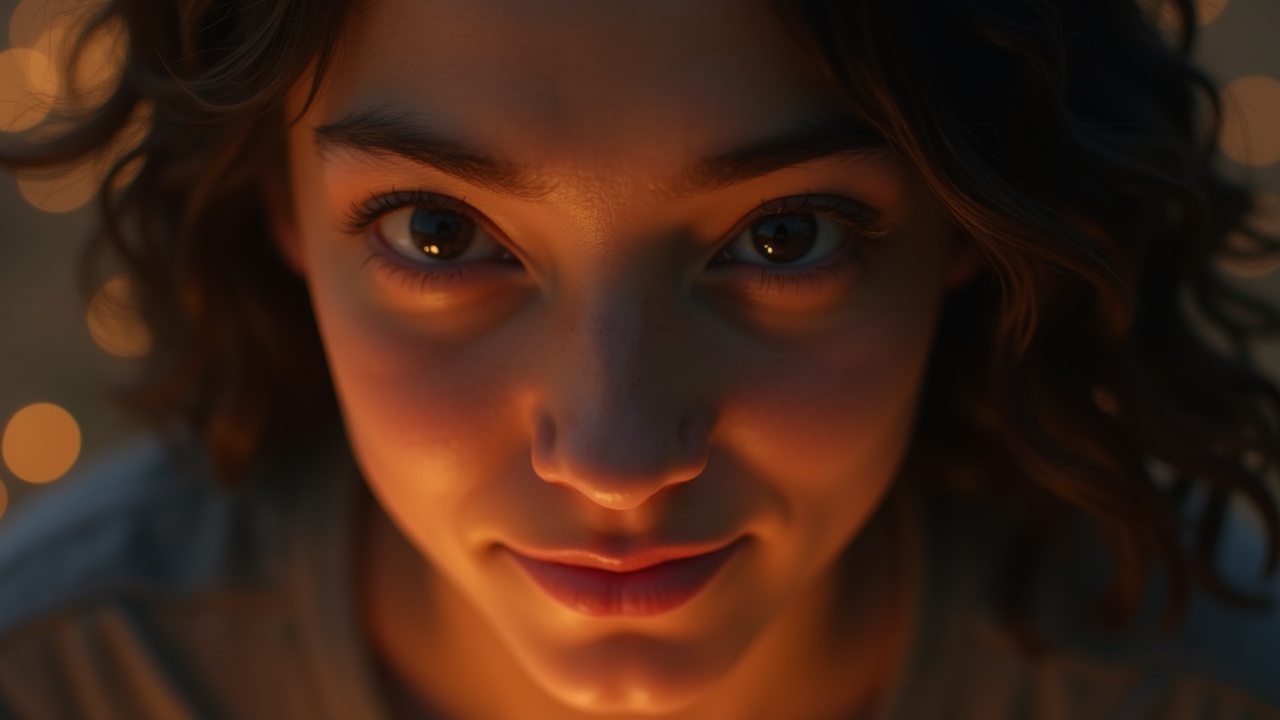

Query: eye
[718,209,856,268]
[376,205,512,265]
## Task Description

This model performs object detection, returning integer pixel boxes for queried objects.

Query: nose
[529,288,709,511]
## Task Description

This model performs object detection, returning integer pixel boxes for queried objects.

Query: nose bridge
[531,273,707,510]
[577,281,658,414]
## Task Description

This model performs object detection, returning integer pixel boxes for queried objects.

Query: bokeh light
[2,402,81,484]
[1143,0,1232,32]
[30,12,125,111]
[15,100,148,212]
[1220,75,1280,168]
[1220,191,1280,278]
[6,0,118,120]
[86,274,150,357]
[1198,0,1230,24]
[0,480,8,521]
[17,155,99,211]
[5,0,135,213]
[8,0,102,49]
[0,48,56,132]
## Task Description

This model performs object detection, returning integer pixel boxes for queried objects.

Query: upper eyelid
[345,189,461,230]
[357,192,525,273]
[342,189,506,245]
[725,195,889,244]
[344,189,888,251]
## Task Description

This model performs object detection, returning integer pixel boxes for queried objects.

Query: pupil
[751,214,817,263]
[409,209,474,260]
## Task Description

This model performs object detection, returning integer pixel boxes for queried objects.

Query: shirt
[0,434,1276,719]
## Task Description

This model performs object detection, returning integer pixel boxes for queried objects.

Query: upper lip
[505,537,741,573]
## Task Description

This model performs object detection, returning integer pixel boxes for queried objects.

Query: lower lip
[508,541,742,617]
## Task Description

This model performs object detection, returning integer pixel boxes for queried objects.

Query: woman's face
[281,0,977,714]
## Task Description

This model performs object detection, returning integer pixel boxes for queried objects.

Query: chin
[516,633,740,717]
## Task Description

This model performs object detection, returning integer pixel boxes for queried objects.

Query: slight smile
[504,538,747,617]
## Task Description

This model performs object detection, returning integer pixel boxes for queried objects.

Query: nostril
[529,409,709,505]
[531,413,560,482]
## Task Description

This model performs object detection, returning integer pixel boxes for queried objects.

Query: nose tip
[531,414,708,510]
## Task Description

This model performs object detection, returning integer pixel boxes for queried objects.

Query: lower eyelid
[361,250,480,292]
[732,254,863,298]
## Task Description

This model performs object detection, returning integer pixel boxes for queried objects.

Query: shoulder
[1157,499,1280,704]
[1033,495,1280,710]
[910,489,1280,719]
[943,619,1280,720]
[0,434,353,719]
[0,434,278,637]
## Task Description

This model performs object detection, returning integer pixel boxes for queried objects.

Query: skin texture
[275,0,982,717]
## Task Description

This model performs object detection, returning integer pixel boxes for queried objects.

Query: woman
[0,0,1277,717]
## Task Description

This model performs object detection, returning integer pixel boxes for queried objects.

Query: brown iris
[751,213,817,263]
[410,208,475,260]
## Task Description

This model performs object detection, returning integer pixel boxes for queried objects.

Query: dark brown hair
[2,0,1278,649]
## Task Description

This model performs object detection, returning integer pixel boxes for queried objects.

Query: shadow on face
[276,0,978,716]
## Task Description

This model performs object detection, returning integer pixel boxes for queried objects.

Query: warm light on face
[279,0,979,716]
[2,402,81,484]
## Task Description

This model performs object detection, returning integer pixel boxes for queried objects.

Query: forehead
[317,0,849,172]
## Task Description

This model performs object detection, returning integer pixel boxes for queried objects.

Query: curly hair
[2,0,1278,651]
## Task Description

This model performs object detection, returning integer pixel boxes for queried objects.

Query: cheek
[332,333,507,495]
[710,282,944,606]
[296,227,526,547]
[719,280,941,497]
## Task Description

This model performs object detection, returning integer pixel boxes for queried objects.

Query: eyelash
[721,194,887,294]
[343,189,470,232]
[342,189,888,294]
[343,189,506,292]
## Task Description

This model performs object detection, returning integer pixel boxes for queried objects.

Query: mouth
[504,538,745,617]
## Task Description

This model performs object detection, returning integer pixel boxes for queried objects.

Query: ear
[941,228,983,290]
[261,170,306,276]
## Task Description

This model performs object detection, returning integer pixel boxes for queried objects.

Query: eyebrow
[665,112,894,198]
[312,108,893,200]
[314,109,554,199]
